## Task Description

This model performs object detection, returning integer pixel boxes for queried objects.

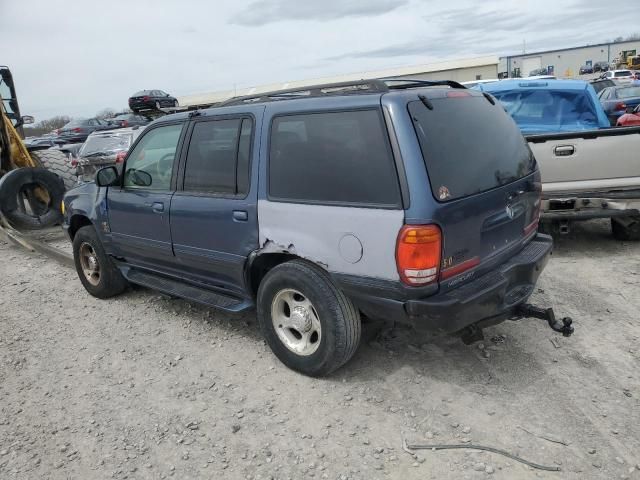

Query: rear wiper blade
[418,94,434,110]
[83,151,115,158]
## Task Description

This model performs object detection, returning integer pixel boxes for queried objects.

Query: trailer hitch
[516,304,574,336]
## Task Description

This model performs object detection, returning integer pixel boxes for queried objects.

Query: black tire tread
[32,148,76,190]
[611,216,640,241]
[73,225,128,298]
[257,259,361,376]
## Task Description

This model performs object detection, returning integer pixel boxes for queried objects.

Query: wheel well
[247,252,299,297]
[68,215,92,240]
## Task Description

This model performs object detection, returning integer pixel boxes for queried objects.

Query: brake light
[72,127,83,133]
[614,102,627,111]
[122,120,129,127]
[446,90,471,98]
[115,151,126,163]
[396,225,442,285]
[143,96,150,102]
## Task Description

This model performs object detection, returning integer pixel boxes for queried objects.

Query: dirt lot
[1,220,639,480]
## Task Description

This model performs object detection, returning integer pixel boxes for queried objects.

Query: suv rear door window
[183,118,252,195]
[409,96,535,202]
[269,110,401,207]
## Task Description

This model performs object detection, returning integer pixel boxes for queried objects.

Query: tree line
[24,108,121,137]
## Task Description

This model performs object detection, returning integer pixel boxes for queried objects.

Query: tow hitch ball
[516,304,574,337]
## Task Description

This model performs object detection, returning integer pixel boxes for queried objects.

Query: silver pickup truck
[527,126,640,239]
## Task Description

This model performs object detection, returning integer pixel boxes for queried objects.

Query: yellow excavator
[0,65,67,230]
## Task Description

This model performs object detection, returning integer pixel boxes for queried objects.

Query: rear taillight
[614,102,627,111]
[70,158,78,167]
[115,151,126,163]
[122,120,128,127]
[143,96,150,102]
[72,127,83,133]
[396,225,442,286]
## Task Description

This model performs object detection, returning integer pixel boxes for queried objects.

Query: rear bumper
[541,190,640,220]
[342,234,553,334]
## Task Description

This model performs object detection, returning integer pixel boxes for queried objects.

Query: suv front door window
[107,122,184,266]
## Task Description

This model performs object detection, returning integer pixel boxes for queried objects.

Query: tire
[256,260,361,376]
[0,167,64,229]
[31,148,77,190]
[72,225,128,298]
[173,100,179,108]
[155,101,161,110]
[611,216,640,241]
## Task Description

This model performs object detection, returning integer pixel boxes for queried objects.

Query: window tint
[269,110,400,206]
[183,118,253,195]
[124,123,182,190]
[614,71,631,77]
[409,97,536,202]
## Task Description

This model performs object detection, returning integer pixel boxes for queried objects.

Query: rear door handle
[151,202,164,213]
[233,210,248,221]
[554,145,575,156]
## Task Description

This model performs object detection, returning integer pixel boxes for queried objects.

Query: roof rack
[219,78,465,107]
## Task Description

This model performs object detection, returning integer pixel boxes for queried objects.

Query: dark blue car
[62,79,570,376]
[597,85,640,125]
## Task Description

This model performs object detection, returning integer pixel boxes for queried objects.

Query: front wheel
[257,260,361,377]
[73,226,128,298]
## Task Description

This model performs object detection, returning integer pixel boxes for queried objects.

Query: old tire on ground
[611,216,640,241]
[256,260,361,377]
[31,148,77,190]
[0,167,65,229]
[72,225,128,298]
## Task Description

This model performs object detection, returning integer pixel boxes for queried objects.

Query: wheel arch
[68,214,93,240]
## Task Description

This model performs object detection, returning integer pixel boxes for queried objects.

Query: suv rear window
[269,110,401,207]
[409,96,535,202]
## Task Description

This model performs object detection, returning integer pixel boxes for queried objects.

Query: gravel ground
[1,220,639,480]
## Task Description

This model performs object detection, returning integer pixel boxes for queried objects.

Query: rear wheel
[611,216,640,241]
[155,101,161,110]
[73,226,128,298]
[257,260,361,376]
[173,100,179,108]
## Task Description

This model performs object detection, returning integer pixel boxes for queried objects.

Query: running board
[125,269,252,313]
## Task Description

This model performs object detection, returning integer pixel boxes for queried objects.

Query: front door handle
[151,202,164,213]
[233,210,248,221]
[554,145,575,156]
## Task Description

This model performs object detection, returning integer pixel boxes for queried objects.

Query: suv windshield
[487,89,600,132]
[409,95,535,202]
[80,133,132,157]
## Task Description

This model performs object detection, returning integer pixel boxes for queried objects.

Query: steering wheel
[154,153,175,187]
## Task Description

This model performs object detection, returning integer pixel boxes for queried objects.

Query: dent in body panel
[257,200,403,281]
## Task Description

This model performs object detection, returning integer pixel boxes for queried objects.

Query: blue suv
[63,79,570,376]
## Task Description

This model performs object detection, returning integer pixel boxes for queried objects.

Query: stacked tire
[31,148,77,190]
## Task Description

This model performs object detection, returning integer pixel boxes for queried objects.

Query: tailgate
[407,92,540,292]
[527,127,640,193]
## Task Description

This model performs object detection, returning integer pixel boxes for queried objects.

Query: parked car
[128,90,178,112]
[474,79,610,133]
[63,79,572,376]
[598,85,640,125]
[476,79,640,239]
[107,113,150,128]
[24,136,57,149]
[579,65,594,75]
[528,67,548,76]
[56,118,112,143]
[593,61,609,73]
[590,78,616,94]
[600,70,634,84]
[617,105,640,126]
[75,127,145,183]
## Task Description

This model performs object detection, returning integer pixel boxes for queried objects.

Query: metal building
[500,40,640,78]
[178,56,499,107]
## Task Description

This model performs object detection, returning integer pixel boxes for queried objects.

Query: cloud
[230,0,408,26]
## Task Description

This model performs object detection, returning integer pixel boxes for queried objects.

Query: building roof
[502,39,640,59]
[177,55,499,107]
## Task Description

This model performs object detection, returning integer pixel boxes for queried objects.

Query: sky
[1,0,638,121]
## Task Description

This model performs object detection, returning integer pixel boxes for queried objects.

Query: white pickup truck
[476,79,640,240]
[527,127,640,239]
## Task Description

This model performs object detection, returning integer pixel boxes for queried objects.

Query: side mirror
[96,166,120,187]
[21,115,35,125]
[166,93,170,97]
[125,168,152,187]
